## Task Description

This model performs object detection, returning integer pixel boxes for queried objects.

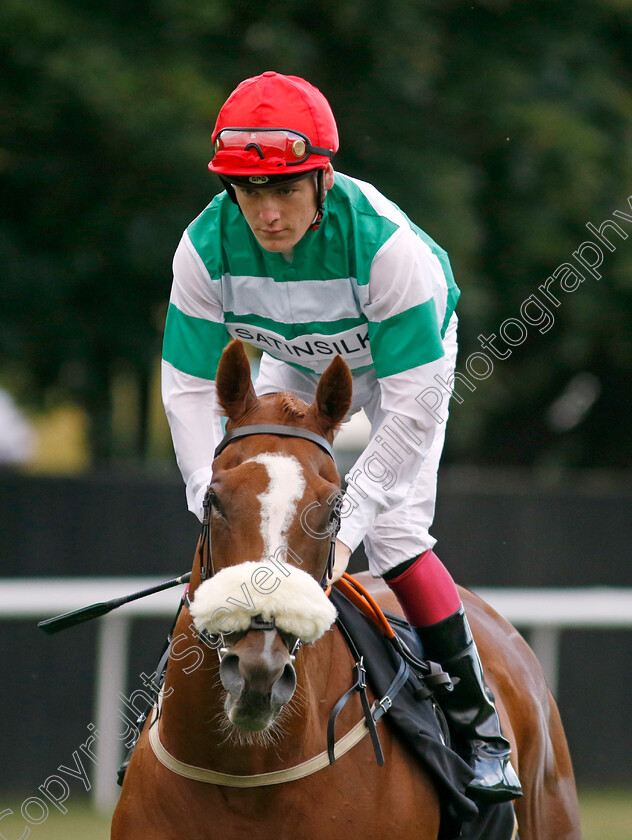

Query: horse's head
[190,340,352,736]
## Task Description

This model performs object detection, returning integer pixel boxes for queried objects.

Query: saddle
[330,581,518,840]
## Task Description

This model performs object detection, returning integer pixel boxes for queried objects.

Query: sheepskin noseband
[190,561,337,643]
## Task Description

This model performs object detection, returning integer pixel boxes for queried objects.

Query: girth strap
[326,657,381,766]
[371,654,410,723]
[326,613,412,767]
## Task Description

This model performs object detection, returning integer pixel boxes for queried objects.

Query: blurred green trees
[2,0,631,469]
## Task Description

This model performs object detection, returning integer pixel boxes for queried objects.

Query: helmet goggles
[211,127,334,174]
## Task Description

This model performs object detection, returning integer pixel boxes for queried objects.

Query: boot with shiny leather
[416,606,523,803]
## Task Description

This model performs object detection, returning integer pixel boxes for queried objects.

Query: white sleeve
[336,230,456,552]
[161,233,227,520]
[161,360,224,520]
[336,353,454,552]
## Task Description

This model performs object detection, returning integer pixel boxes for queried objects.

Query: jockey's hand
[330,539,351,584]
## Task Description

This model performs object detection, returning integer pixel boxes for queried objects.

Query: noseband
[192,423,342,654]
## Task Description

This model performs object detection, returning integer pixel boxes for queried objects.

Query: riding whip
[37,572,191,634]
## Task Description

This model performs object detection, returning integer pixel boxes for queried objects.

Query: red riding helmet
[209,71,339,185]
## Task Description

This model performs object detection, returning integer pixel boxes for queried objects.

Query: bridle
[198,422,340,585]
[189,422,342,658]
[151,423,436,783]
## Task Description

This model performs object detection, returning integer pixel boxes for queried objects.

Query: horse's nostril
[271,662,297,708]
[219,652,245,697]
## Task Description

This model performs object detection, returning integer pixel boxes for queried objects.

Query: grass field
[0,789,629,838]
[577,789,632,840]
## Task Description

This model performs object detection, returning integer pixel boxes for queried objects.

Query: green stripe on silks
[368,301,445,379]
[162,303,230,380]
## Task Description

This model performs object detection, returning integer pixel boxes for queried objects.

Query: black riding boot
[416,606,523,803]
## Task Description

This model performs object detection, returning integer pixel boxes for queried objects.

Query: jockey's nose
[259,195,281,225]
[219,630,297,706]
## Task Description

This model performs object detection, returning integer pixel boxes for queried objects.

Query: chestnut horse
[112,341,581,840]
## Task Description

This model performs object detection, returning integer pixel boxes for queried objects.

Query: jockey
[161,71,522,804]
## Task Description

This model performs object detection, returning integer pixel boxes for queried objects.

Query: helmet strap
[218,176,239,207]
[310,170,326,231]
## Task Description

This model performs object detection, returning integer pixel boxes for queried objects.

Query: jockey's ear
[311,355,352,436]
[216,340,259,421]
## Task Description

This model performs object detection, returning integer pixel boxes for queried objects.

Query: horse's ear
[216,340,259,421]
[312,355,353,435]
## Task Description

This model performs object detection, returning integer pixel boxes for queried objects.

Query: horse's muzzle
[219,629,297,729]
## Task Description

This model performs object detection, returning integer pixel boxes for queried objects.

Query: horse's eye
[329,495,343,520]
[207,490,226,519]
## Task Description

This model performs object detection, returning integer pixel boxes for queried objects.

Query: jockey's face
[234,164,334,258]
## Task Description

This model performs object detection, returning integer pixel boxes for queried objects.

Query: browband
[214,424,335,461]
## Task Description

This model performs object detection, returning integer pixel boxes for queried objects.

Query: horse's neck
[157,619,358,775]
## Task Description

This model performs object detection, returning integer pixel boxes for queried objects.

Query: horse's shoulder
[459,586,531,656]
[459,585,549,715]
[351,574,540,683]
[351,573,540,672]
[349,571,404,616]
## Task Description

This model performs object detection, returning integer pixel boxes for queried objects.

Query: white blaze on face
[191,451,337,645]
[246,453,306,560]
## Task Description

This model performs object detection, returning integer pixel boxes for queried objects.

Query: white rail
[2,578,632,813]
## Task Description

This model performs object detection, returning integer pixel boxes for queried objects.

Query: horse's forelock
[279,393,308,419]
